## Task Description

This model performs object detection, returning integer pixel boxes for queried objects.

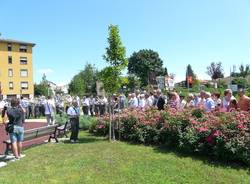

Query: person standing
[156,89,165,110]
[204,92,215,112]
[67,101,80,143]
[186,94,195,108]
[179,94,187,110]
[82,96,89,115]
[221,89,236,112]
[237,88,250,111]
[6,98,25,161]
[44,96,55,126]
[89,96,95,116]
[20,96,29,119]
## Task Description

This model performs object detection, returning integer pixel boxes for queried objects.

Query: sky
[0,0,250,85]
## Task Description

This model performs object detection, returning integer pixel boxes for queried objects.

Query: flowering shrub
[91,107,250,166]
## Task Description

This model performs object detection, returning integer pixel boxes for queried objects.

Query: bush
[55,114,97,130]
[91,108,250,166]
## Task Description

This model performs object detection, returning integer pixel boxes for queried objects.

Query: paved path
[0,121,47,154]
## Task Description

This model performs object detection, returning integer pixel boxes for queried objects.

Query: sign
[165,76,175,90]
[156,76,165,90]
[228,84,238,92]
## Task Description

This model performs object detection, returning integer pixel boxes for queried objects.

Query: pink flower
[98,124,105,129]
[237,123,247,130]
[212,130,222,137]
[191,120,198,125]
[198,127,209,133]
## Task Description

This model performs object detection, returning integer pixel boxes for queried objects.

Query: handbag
[5,122,14,133]
[5,113,16,134]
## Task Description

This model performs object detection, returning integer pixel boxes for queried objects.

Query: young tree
[128,49,165,86]
[103,25,127,69]
[101,24,127,94]
[101,24,128,141]
[206,62,224,80]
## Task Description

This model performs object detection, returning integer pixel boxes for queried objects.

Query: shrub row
[91,108,250,166]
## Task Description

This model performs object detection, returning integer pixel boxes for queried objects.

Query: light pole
[47,84,50,97]
[20,88,22,98]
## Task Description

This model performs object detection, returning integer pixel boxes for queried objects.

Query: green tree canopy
[68,64,98,96]
[239,64,250,77]
[206,62,224,80]
[68,73,85,96]
[103,25,127,69]
[100,24,128,94]
[186,64,196,79]
[128,49,166,86]
[34,74,52,97]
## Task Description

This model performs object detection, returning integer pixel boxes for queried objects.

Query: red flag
[188,76,193,85]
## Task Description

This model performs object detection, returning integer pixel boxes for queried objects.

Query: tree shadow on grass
[153,145,250,173]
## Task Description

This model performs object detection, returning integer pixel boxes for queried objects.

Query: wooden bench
[56,121,71,138]
[3,124,58,155]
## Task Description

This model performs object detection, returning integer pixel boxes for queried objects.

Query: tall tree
[68,64,98,96]
[34,74,52,97]
[128,49,166,86]
[186,64,196,78]
[68,73,85,96]
[239,64,250,77]
[206,62,224,80]
[81,64,98,95]
[101,24,128,94]
[186,64,196,87]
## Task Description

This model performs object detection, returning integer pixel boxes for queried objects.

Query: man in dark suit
[156,89,165,110]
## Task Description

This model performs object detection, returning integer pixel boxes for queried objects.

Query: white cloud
[38,68,54,75]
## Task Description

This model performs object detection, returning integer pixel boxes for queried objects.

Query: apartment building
[0,39,35,99]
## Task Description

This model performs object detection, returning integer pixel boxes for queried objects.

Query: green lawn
[0,132,249,184]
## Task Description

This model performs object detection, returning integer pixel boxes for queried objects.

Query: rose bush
[90,107,250,166]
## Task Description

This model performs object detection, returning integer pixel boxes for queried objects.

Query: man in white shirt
[221,89,236,112]
[179,94,187,110]
[204,92,215,112]
[44,96,55,126]
[138,94,146,109]
[82,96,90,115]
[67,101,80,143]
[131,93,138,108]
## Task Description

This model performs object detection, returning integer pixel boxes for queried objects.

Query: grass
[0,131,249,184]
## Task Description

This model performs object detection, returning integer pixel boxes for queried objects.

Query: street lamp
[20,88,22,98]
[47,84,50,97]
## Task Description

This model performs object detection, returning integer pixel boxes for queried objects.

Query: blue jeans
[10,125,24,143]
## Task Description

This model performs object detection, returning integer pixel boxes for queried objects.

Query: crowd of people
[1,88,250,124]
[0,87,249,155]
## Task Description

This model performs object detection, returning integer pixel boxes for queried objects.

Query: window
[20,57,27,65]
[7,43,12,51]
[19,45,27,52]
[8,69,13,77]
[9,82,13,90]
[21,82,28,90]
[8,56,12,64]
[20,69,28,77]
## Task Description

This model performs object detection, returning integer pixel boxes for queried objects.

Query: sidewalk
[0,118,47,125]
[25,119,47,123]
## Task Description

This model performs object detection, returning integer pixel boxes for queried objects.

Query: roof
[0,39,35,46]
